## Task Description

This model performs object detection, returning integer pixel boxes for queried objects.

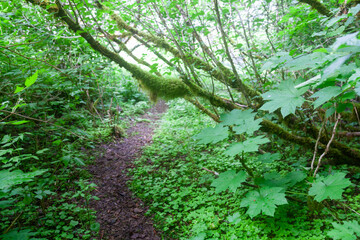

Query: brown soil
[88,101,168,240]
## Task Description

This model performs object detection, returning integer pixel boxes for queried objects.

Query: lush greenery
[0,2,150,238]
[131,99,360,239]
[1,0,360,239]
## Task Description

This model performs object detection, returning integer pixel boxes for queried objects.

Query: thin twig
[3,212,23,234]
[313,114,341,177]
[339,202,360,217]
[311,117,327,170]
[202,167,219,176]
[353,103,360,126]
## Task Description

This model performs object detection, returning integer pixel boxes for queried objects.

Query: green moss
[127,63,191,101]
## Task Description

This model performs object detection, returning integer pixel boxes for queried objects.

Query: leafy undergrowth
[130,99,360,240]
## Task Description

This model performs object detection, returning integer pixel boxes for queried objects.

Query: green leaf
[257,171,306,189]
[326,16,346,28]
[233,118,262,135]
[349,69,360,84]
[224,136,270,156]
[14,86,25,94]
[327,221,360,240]
[260,80,308,117]
[220,109,256,126]
[210,170,247,193]
[284,52,327,71]
[349,4,360,16]
[90,222,100,232]
[308,172,352,202]
[0,228,36,240]
[323,54,351,79]
[332,32,360,50]
[240,186,288,218]
[227,212,241,225]
[220,109,261,135]
[8,120,30,125]
[310,86,342,109]
[70,220,79,227]
[193,125,228,144]
[1,135,11,144]
[256,152,281,164]
[257,172,289,188]
[24,70,38,87]
[261,52,291,72]
[326,107,336,118]
[356,82,360,96]
[0,169,47,190]
[285,171,306,187]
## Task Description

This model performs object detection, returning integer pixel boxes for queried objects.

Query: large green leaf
[220,109,261,135]
[0,169,47,190]
[331,31,360,50]
[193,125,228,145]
[327,221,360,240]
[224,136,270,156]
[322,54,351,79]
[308,172,352,202]
[210,170,247,193]
[24,70,38,87]
[310,86,342,109]
[260,80,308,117]
[220,109,256,126]
[356,82,360,96]
[284,52,327,71]
[256,152,281,164]
[233,118,262,135]
[257,171,306,189]
[261,52,292,72]
[240,186,288,218]
[0,228,36,240]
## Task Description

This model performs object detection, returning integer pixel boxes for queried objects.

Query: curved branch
[299,0,332,17]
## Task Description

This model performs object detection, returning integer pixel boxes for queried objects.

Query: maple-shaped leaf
[310,86,342,109]
[220,109,256,126]
[256,152,281,164]
[227,212,242,225]
[260,80,308,117]
[240,186,288,218]
[233,118,262,135]
[210,170,247,193]
[308,172,352,202]
[224,136,269,156]
[356,82,360,96]
[256,171,306,189]
[219,109,262,135]
[327,221,360,240]
[193,125,228,144]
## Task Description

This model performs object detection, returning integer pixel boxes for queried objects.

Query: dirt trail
[88,101,167,240]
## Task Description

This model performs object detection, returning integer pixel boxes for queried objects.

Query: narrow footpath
[88,101,167,240]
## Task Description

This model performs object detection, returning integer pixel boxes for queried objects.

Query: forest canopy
[22,0,360,166]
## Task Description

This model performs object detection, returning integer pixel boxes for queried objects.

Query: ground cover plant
[2,0,360,239]
[131,99,360,239]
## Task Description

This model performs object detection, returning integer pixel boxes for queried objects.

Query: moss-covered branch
[299,0,332,17]
[96,1,261,102]
[260,119,360,166]
[185,97,220,122]
[26,0,360,167]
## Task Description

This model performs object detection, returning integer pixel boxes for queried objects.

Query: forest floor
[87,101,167,240]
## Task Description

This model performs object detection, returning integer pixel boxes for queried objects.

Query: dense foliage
[1,0,360,239]
[0,2,150,238]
